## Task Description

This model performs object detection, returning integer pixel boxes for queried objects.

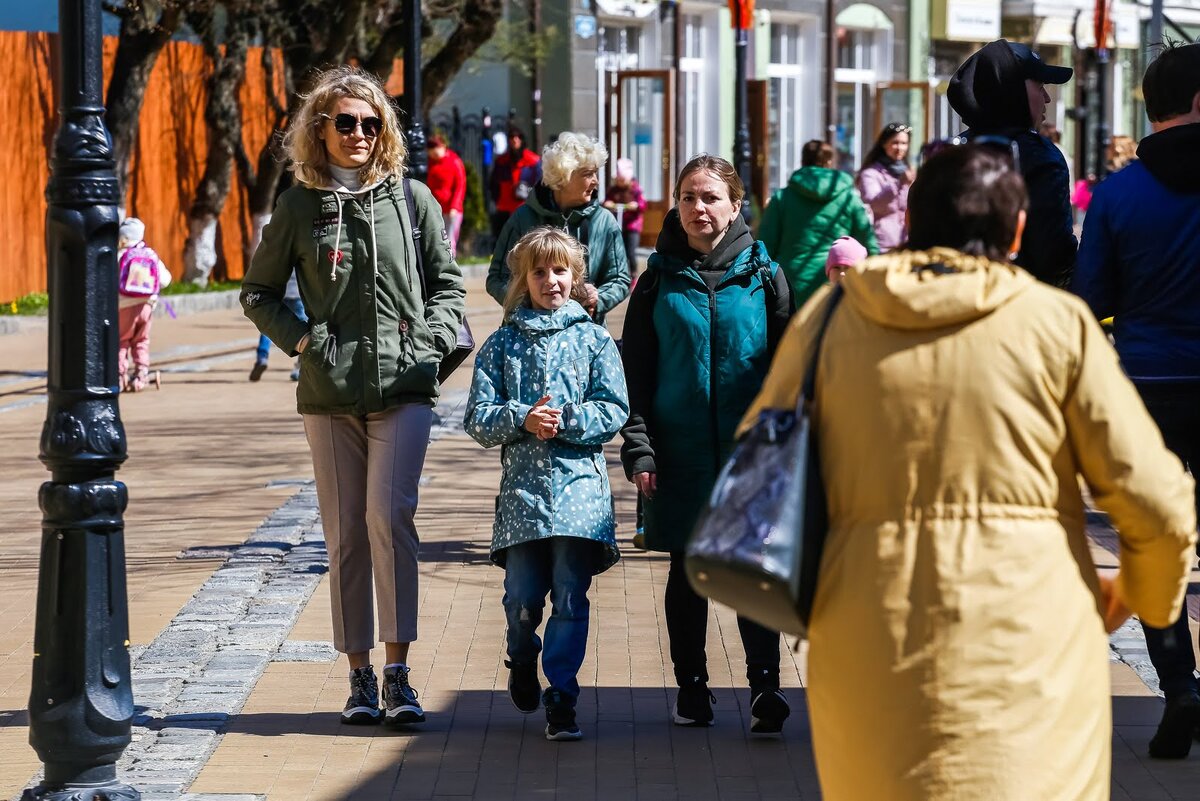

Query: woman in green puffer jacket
[759,139,878,310]
[241,66,464,729]
[619,155,794,736]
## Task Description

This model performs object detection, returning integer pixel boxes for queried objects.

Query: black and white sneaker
[749,689,790,735]
[383,664,426,725]
[673,678,715,727]
[506,660,541,713]
[543,688,582,741]
[341,666,382,725]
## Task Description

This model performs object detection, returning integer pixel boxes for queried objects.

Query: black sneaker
[505,659,541,713]
[673,678,715,727]
[341,666,382,725]
[382,664,426,725]
[1149,691,1200,759]
[249,360,268,382]
[543,688,582,741]
[749,689,790,735]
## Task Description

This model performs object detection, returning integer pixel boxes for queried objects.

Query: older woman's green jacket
[486,183,630,325]
[241,175,465,415]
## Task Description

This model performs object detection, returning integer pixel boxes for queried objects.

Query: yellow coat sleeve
[1064,305,1197,628]
[738,285,834,438]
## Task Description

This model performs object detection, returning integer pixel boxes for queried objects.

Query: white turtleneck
[328,164,365,193]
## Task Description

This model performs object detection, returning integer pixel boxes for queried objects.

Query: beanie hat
[825,236,868,281]
[119,217,146,249]
[616,158,635,182]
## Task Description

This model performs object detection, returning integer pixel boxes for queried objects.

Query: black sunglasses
[951,134,1021,172]
[323,113,383,139]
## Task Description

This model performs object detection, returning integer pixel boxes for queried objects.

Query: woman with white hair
[241,66,465,728]
[487,132,631,324]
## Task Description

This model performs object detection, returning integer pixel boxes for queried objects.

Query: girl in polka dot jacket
[465,226,629,741]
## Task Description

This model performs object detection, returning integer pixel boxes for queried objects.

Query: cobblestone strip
[15,484,325,801]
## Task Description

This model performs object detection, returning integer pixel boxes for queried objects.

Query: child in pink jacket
[117,217,172,391]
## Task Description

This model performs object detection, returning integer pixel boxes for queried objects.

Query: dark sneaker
[749,689,790,735]
[543,688,582,741]
[249,360,267,382]
[505,659,541,713]
[673,678,715,727]
[341,666,382,725]
[382,664,426,725]
[1149,691,1200,759]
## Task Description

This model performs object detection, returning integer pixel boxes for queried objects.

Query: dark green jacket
[619,213,793,552]
[759,167,878,309]
[486,183,630,325]
[241,175,465,415]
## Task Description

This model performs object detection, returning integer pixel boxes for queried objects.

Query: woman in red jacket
[426,134,467,257]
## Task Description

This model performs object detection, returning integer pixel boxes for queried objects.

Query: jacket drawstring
[329,190,345,281]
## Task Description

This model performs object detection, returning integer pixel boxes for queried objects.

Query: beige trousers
[303,404,432,653]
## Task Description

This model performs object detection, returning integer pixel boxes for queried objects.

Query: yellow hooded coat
[740,249,1197,800]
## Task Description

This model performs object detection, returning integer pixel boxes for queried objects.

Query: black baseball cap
[1007,41,1073,85]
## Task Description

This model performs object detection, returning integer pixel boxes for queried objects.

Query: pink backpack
[118,242,162,297]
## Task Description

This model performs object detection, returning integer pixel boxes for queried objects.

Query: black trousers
[665,551,781,689]
[1134,381,1200,700]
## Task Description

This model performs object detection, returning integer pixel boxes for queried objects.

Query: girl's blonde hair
[284,66,408,189]
[502,227,590,317]
[541,132,608,191]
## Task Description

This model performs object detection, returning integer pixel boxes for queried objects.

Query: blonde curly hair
[502,227,590,317]
[541,132,608,192]
[284,66,407,189]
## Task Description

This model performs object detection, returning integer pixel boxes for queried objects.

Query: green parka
[241,175,465,415]
[619,211,793,552]
[759,166,878,309]
[486,183,630,325]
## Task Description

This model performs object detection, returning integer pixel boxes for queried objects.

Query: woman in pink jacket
[856,122,915,252]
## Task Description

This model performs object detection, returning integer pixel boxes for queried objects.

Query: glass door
[607,70,674,246]
[835,82,873,172]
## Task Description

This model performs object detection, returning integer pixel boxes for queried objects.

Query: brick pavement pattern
[0,275,1198,800]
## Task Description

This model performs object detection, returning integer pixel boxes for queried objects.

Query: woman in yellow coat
[741,144,1197,799]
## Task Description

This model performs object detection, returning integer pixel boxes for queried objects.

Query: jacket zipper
[707,286,721,475]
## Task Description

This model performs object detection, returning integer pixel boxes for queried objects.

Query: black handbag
[685,286,843,637]
[402,178,475,383]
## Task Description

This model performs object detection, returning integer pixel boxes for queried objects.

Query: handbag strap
[799,285,844,410]
[401,177,429,304]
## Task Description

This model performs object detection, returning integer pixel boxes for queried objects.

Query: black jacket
[948,40,1077,287]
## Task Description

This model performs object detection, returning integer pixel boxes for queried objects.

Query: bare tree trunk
[183,2,252,284]
[420,0,503,116]
[104,1,185,202]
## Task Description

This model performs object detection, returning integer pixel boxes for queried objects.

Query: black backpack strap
[800,285,843,408]
[402,177,428,303]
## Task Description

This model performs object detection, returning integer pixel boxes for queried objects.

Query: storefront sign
[933,0,1001,41]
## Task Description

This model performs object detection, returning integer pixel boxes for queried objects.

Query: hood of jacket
[1137,123,1200,194]
[509,299,592,334]
[843,247,1034,330]
[653,208,756,273]
[947,39,1033,131]
[526,182,600,227]
[787,167,858,203]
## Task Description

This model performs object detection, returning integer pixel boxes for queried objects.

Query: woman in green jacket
[487,132,630,325]
[619,155,794,734]
[759,139,878,309]
[241,66,465,728]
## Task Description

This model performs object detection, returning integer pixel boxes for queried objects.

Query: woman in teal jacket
[487,132,631,325]
[241,67,464,729]
[619,155,794,735]
[759,139,878,309]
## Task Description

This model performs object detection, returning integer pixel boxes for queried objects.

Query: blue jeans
[256,296,307,363]
[503,537,597,702]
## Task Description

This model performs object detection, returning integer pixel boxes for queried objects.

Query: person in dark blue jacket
[1073,41,1200,761]
[948,39,1077,287]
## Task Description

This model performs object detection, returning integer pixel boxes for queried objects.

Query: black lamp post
[728,0,754,221]
[1092,0,1112,180]
[24,2,138,800]
[404,0,428,180]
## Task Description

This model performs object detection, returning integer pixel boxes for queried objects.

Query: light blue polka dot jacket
[465,300,630,573]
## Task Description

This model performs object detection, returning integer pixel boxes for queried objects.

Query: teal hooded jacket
[759,166,878,309]
[619,212,793,552]
[487,183,631,325]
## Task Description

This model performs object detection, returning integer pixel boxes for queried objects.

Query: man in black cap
[948,39,1077,287]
